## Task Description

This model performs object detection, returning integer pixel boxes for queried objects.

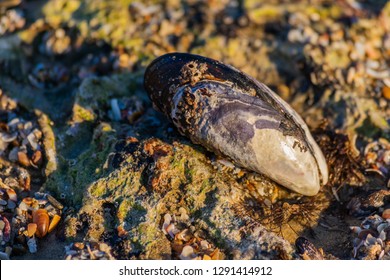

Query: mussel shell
[144,53,328,196]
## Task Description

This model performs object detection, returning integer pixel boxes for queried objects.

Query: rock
[382,209,390,219]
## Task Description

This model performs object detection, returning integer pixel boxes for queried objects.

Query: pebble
[6,188,17,202]
[27,223,37,237]
[73,242,85,250]
[382,86,390,100]
[99,243,109,252]
[7,199,16,209]
[27,237,37,253]
[179,245,196,260]
[382,209,390,219]
[0,251,10,260]
[45,204,56,216]
[93,250,105,258]
[66,250,78,256]
[18,201,28,211]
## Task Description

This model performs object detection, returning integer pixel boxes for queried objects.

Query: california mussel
[144,53,328,196]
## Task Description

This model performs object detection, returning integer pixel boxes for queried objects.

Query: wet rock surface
[0,0,390,259]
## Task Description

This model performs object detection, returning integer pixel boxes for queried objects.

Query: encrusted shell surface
[144,53,328,196]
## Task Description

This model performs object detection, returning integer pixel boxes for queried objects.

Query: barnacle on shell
[144,53,328,196]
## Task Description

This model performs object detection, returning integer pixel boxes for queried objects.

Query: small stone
[7,199,16,209]
[31,150,42,166]
[277,84,290,100]
[5,246,12,257]
[27,237,37,253]
[27,133,38,150]
[382,86,390,100]
[66,250,78,256]
[6,188,17,202]
[0,251,9,260]
[17,151,30,167]
[382,209,390,219]
[22,197,34,205]
[166,223,179,238]
[8,147,19,162]
[0,220,5,231]
[44,204,56,215]
[37,199,48,206]
[180,245,196,260]
[162,213,172,234]
[210,248,220,260]
[73,242,85,250]
[200,240,209,250]
[27,223,37,237]
[93,250,105,258]
[99,243,109,252]
[34,192,46,199]
[48,214,61,233]
[347,67,356,84]
[18,201,28,211]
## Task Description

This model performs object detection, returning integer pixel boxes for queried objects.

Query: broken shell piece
[73,242,85,250]
[166,223,179,239]
[45,204,57,216]
[22,197,34,205]
[6,188,17,202]
[7,118,20,128]
[31,150,43,166]
[5,246,12,258]
[376,222,389,234]
[18,201,28,211]
[47,194,63,210]
[382,209,390,219]
[200,240,209,250]
[176,229,192,242]
[180,245,197,260]
[17,151,30,167]
[27,133,39,150]
[162,213,172,234]
[378,230,386,242]
[48,214,61,233]
[0,251,10,260]
[1,216,11,242]
[210,248,220,260]
[27,237,37,253]
[365,234,378,246]
[93,250,105,258]
[8,147,19,162]
[350,226,362,235]
[37,199,48,206]
[0,132,17,143]
[7,199,16,209]
[27,223,37,237]
[110,99,122,121]
[178,207,189,221]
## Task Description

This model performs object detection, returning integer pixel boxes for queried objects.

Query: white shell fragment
[179,245,197,260]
